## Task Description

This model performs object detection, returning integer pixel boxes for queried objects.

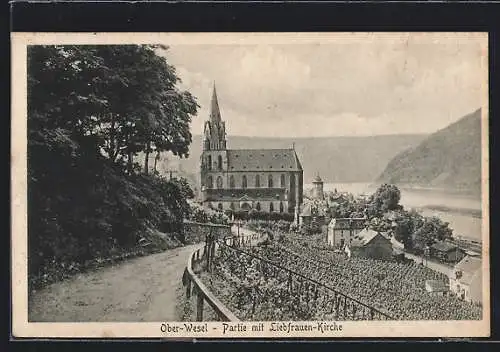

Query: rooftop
[312,174,323,183]
[431,241,459,252]
[425,280,448,292]
[453,255,482,285]
[350,228,388,247]
[226,149,302,172]
[328,217,367,229]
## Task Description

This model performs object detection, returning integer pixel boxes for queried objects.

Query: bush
[188,202,229,225]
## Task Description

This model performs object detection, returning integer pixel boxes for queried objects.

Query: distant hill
[377,109,482,196]
[155,134,426,194]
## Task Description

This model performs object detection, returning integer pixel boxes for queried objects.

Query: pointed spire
[210,81,221,122]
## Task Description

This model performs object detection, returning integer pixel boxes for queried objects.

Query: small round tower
[312,173,324,200]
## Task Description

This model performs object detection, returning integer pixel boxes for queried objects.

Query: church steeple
[203,82,227,151]
[210,82,222,122]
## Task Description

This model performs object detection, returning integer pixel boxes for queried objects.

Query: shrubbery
[231,210,294,222]
[28,45,198,290]
[188,202,230,225]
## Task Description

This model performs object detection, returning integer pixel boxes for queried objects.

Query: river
[305,182,484,242]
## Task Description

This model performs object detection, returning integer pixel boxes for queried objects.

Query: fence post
[196,293,204,321]
[251,287,257,316]
[186,278,191,299]
[343,296,347,319]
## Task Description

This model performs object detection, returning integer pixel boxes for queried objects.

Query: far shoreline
[416,205,482,219]
[372,183,481,200]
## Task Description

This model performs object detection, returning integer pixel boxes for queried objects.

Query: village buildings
[200,84,304,215]
[345,228,393,260]
[449,255,482,304]
[327,217,367,248]
[430,241,466,263]
[298,174,329,227]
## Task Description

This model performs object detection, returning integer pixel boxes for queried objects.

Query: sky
[161,34,486,138]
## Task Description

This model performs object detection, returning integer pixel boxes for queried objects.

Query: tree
[393,209,422,249]
[28,45,198,174]
[369,184,402,216]
[412,215,453,250]
[27,45,199,286]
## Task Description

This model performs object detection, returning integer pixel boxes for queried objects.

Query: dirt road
[29,244,202,322]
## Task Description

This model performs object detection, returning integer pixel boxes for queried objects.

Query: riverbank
[305,182,484,242]
[417,205,482,218]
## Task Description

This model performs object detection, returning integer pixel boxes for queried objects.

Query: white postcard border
[11,32,490,338]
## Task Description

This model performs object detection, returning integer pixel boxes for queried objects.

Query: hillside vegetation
[28,45,198,290]
[378,109,482,196]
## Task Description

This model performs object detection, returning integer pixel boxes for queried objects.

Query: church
[200,84,304,216]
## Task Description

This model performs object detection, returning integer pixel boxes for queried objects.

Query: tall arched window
[242,175,247,189]
[268,174,273,188]
[216,176,223,189]
[207,155,212,170]
[229,175,235,188]
[269,202,274,212]
[280,174,286,188]
[218,155,223,170]
[256,202,261,211]
[218,203,223,211]
[207,176,213,189]
[255,174,260,188]
[279,201,284,213]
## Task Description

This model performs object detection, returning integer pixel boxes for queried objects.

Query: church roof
[226,149,303,172]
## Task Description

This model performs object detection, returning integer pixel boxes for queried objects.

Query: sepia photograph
[11,32,489,338]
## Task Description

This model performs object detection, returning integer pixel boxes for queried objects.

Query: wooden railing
[182,245,240,322]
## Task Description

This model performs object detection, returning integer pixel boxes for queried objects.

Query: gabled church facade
[200,84,303,216]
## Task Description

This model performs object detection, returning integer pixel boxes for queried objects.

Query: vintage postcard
[11,32,489,338]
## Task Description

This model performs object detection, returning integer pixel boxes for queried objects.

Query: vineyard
[199,236,482,321]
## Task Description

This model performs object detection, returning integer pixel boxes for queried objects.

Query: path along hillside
[29,244,202,322]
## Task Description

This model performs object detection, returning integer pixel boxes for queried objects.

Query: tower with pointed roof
[203,83,227,151]
[312,173,324,200]
[200,84,303,217]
